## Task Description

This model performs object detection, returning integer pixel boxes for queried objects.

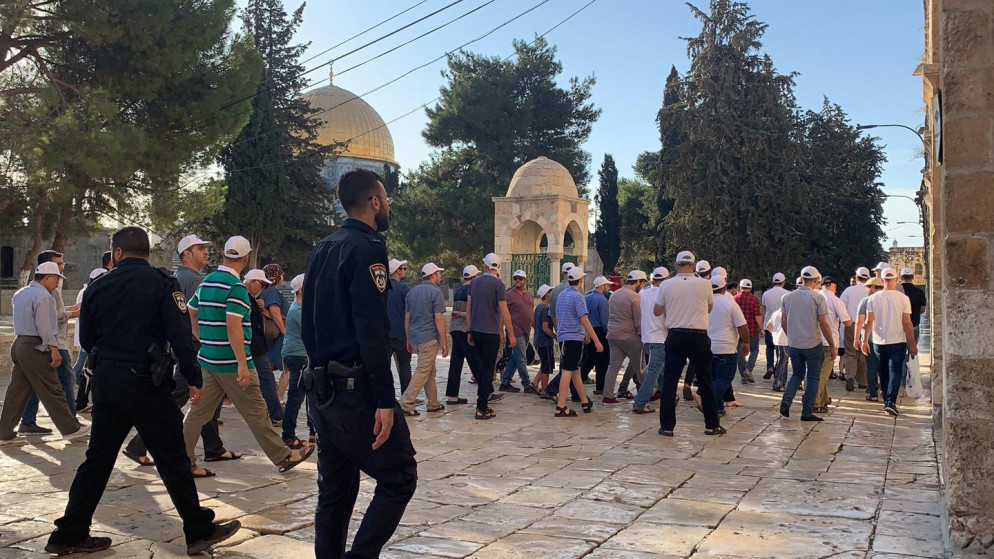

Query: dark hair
[111,226,150,256]
[901,274,913,280]
[101,251,112,267]
[338,169,383,213]
[33,273,48,281]
[568,279,580,286]
[727,282,739,289]
[37,250,63,265]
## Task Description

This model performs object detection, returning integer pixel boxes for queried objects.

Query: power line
[298,0,431,68]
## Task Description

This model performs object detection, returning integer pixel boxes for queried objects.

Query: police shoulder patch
[369,264,388,293]
[173,292,188,313]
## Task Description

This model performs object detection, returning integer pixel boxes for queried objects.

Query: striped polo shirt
[189,266,254,372]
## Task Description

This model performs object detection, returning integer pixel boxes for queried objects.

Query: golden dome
[506,156,578,198]
[302,73,397,165]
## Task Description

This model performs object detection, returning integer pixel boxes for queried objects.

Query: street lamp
[856,123,926,146]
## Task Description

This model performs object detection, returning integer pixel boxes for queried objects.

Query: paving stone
[389,536,483,558]
[421,519,517,544]
[521,518,623,543]
[466,533,593,559]
[583,479,670,508]
[0,519,61,546]
[215,534,315,558]
[584,550,683,559]
[697,510,872,558]
[871,534,947,557]
[552,499,644,524]
[875,510,943,539]
[600,523,712,555]
[498,486,583,508]
[737,478,881,519]
[639,498,734,527]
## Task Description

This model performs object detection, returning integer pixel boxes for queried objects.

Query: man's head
[111,226,150,266]
[626,270,647,292]
[651,267,669,286]
[568,267,586,288]
[177,234,211,270]
[512,269,527,290]
[866,277,885,294]
[561,261,575,281]
[34,261,65,291]
[850,276,858,286]
[873,261,889,279]
[592,275,610,293]
[243,269,272,296]
[820,276,837,295]
[739,279,752,292]
[537,284,552,302]
[462,265,480,283]
[221,236,252,272]
[695,260,711,278]
[800,266,821,288]
[421,263,444,285]
[772,272,786,286]
[900,267,914,283]
[711,276,726,295]
[389,259,408,280]
[290,273,305,302]
[727,282,739,296]
[675,251,695,274]
[101,250,113,270]
[856,266,871,283]
[881,267,899,289]
[484,253,502,275]
[338,169,389,231]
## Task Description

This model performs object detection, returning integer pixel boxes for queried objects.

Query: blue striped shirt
[585,290,609,329]
[555,288,588,342]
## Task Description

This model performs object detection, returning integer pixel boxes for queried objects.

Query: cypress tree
[594,154,621,275]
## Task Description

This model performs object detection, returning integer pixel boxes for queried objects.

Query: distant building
[887,240,925,281]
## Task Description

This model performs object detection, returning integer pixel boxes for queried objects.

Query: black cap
[820,276,835,286]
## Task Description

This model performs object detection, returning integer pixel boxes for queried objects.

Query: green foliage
[594,155,620,274]
[617,177,658,271]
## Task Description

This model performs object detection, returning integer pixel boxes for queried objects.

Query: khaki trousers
[0,337,79,437]
[815,346,836,408]
[843,324,866,385]
[183,367,290,468]
[604,336,644,399]
[402,340,440,412]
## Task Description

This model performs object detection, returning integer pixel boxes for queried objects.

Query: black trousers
[309,387,417,558]
[580,327,610,390]
[445,331,473,398]
[388,338,412,393]
[659,331,720,431]
[49,362,215,546]
[468,332,498,411]
[126,366,225,459]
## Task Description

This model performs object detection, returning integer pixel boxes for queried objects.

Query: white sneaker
[64,423,91,441]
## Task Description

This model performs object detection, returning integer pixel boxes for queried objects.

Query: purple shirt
[468,273,506,335]
[505,288,534,338]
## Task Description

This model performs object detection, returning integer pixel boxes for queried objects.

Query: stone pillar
[937,0,994,550]
[548,253,562,289]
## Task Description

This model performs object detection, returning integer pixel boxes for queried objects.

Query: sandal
[122,449,155,467]
[704,426,727,436]
[866,395,879,402]
[402,409,420,417]
[282,438,307,450]
[446,398,469,405]
[277,444,315,473]
[658,429,674,437]
[555,406,577,418]
[205,450,243,462]
[631,405,653,414]
[192,467,216,478]
[475,408,496,420]
[581,401,593,414]
[426,404,445,413]
[618,390,635,400]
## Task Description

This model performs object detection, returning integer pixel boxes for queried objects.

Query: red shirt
[734,291,762,338]
[505,287,534,338]
[607,273,623,292]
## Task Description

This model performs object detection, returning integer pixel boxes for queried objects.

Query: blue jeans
[633,343,665,408]
[874,342,908,407]
[781,346,824,417]
[738,336,760,373]
[501,335,531,388]
[253,352,284,422]
[866,338,881,398]
[268,333,284,370]
[712,353,738,411]
[281,355,309,440]
[764,330,776,370]
[22,349,75,425]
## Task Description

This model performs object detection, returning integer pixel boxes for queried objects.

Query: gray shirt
[12,282,59,351]
[468,273,506,335]
[175,265,206,300]
[548,280,570,320]
[53,285,69,350]
[781,286,828,350]
[406,281,446,345]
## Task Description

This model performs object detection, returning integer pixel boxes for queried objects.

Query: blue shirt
[556,288,588,342]
[585,290,609,330]
[282,301,306,357]
[534,304,554,348]
[12,282,59,351]
[387,278,410,340]
[406,281,446,345]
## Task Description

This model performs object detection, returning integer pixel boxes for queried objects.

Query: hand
[861,341,870,356]
[189,386,203,406]
[406,341,414,354]
[828,345,837,358]
[372,407,394,450]
[236,364,250,389]
[508,336,517,348]
[584,335,590,345]
[50,348,62,368]
[467,333,475,346]
[595,341,604,353]
[909,343,918,357]
[255,298,265,310]
[441,344,449,358]
[739,341,750,357]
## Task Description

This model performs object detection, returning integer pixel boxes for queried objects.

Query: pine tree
[595,154,621,275]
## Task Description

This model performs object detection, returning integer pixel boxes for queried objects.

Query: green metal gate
[510,253,578,293]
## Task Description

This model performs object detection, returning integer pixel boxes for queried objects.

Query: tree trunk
[50,203,67,253]
[19,186,47,286]
[248,234,259,270]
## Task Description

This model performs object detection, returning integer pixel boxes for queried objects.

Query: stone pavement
[0,353,948,558]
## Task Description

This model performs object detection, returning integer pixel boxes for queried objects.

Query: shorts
[537,345,555,375]
[560,340,584,370]
[838,348,845,357]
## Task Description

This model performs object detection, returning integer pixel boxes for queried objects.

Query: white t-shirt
[73,285,87,348]
[708,293,747,354]
[867,290,912,345]
[655,273,713,331]
[839,283,868,324]
[639,285,667,343]
[820,289,851,347]
[762,285,789,323]
[766,309,788,346]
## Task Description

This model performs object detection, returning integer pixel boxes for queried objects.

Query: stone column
[937,0,994,550]
[548,252,562,289]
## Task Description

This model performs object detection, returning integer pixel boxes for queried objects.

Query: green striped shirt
[189,267,253,373]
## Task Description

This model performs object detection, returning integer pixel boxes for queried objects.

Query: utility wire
[298,0,431,68]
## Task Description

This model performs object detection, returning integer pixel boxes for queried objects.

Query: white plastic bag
[905,355,924,399]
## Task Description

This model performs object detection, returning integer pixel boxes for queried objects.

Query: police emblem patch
[173,292,188,313]
[369,264,388,293]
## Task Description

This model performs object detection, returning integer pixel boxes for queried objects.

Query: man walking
[632,267,668,413]
[582,276,612,393]
[445,265,479,405]
[779,267,837,422]
[814,276,851,414]
[708,276,750,417]
[602,271,646,404]
[734,278,762,384]
[761,273,789,379]
[654,252,724,436]
[466,253,516,420]
[387,258,412,393]
[862,268,918,415]
[840,267,871,391]
[500,269,536,394]
[900,268,927,342]
[401,263,448,416]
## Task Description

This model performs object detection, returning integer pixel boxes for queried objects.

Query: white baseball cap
[881,267,899,280]
[796,277,804,286]
[873,261,889,271]
[856,266,871,279]
[740,278,753,289]
[512,269,527,279]
[652,267,669,280]
[462,265,481,279]
[536,284,552,299]
[676,251,695,264]
[772,272,786,284]
[710,266,727,279]
[627,270,647,281]
[900,267,913,277]
[801,266,821,280]
[695,260,711,273]
[710,276,726,290]
[35,261,66,279]
[177,234,211,255]
[88,268,108,280]
[223,236,252,258]
[483,253,501,270]
[421,263,444,277]
[244,268,272,285]
[590,274,609,286]
[290,273,304,293]
[561,262,575,273]
[389,259,408,274]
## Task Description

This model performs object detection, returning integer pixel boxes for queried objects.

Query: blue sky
[268,0,925,247]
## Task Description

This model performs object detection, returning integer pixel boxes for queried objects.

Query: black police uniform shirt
[302,218,394,409]
[79,257,202,388]
[248,293,269,357]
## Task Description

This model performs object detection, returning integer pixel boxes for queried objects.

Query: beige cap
[290,273,304,293]
[421,263,444,277]
[244,269,272,285]
[35,261,66,279]
[223,236,252,258]
[177,234,211,255]
[389,259,408,274]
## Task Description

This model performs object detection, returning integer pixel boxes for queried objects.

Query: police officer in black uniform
[302,169,417,558]
[46,227,240,557]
